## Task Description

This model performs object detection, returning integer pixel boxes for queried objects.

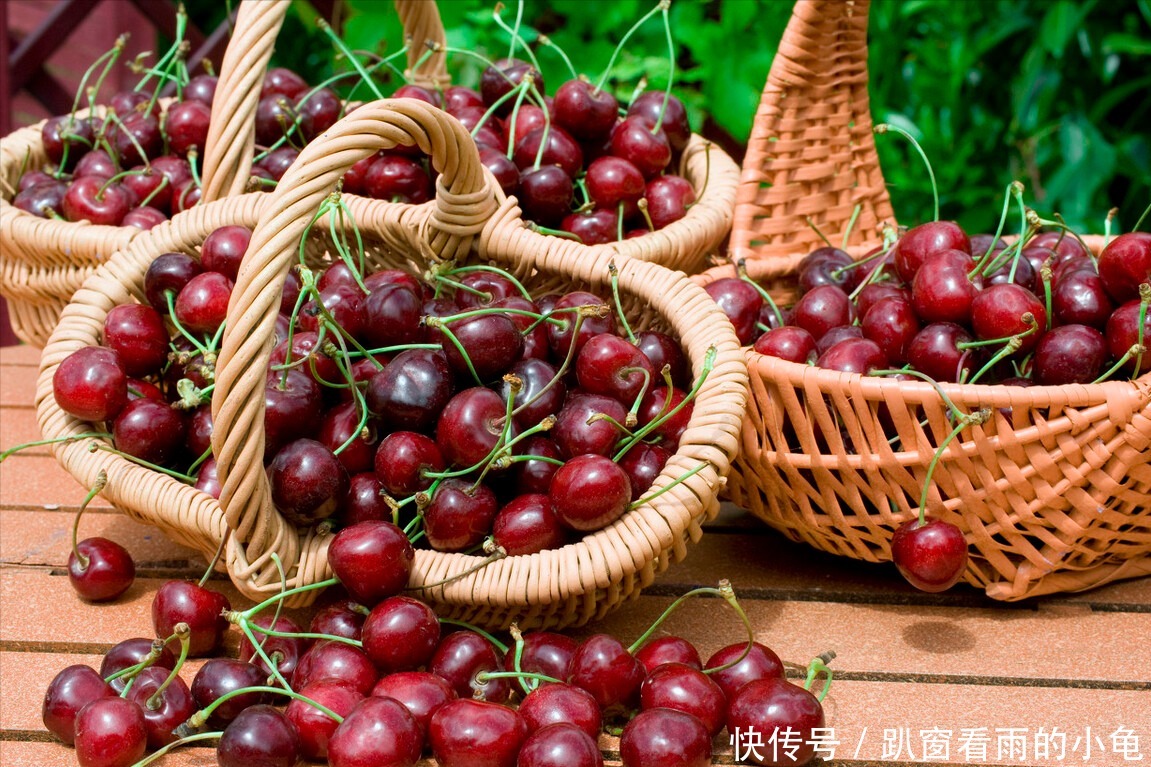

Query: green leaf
[1040,1,1086,58]
[1102,32,1151,56]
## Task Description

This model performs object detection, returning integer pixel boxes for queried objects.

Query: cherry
[144,252,201,312]
[479,145,520,195]
[174,270,234,336]
[369,671,457,738]
[190,658,268,727]
[375,431,444,497]
[423,478,500,552]
[112,398,188,466]
[910,249,980,325]
[505,631,579,683]
[549,454,632,532]
[361,595,441,673]
[200,224,252,282]
[164,99,212,156]
[610,116,672,179]
[74,149,117,179]
[443,85,485,115]
[73,696,148,767]
[41,114,94,167]
[1051,269,1113,329]
[546,291,617,359]
[295,86,342,141]
[121,166,171,213]
[364,154,433,203]
[1032,323,1107,385]
[327,520,415,606]
[99,637,177,692]
[861,297,920,366]
[123,665,196,749]
[185,73,218,106]
[318,402,377,475]
[122,204,167,230]
[262,67,310,100]
[727,677,825,767]
[518,722,604,767]
[552,393,629,459]
[562,209,620,244]
[299,282,367,338]
[366,349,455,433]
[815,337,887,376]
[513,125,584,180]
[576,333,656,406]
[441,314,525,383]
[1097,231,1151,303]
[518,165,575,227]
[567,634,646,712]
[14,178,67,218]
[103,303,170,381]
[429,630,511,704]
[636,386,693,451]
[62,175,133,225]
[264,367,324,458]
[428,698,528,767]
[891,516,969,592]
[255,93,297,145]
[170,177,202,212]
[790,284,856,341]
[216,704,300,767]
[238,613,307,680]
[1105,299,1151,375]
[893,220,971,283]
[585,156,646,219]
[517,683,602,740]
[635,330,690,389]
[68,537,135,602]
[394,83,441,106]
[639,662,727,736]
[361,282,424,349]
[309,599,368,642]
[286,679,365,761]
[906,322,976,384]
[42,665,114,745]
[644,174,696,230]
[110,112,162,166]
[814,325,864,356]
[553,78,619,142]
[703,641,785,701]
[256,146,300,180]
[753,326,817,364]
[481,58,544,115]
[492,493,567,555]
[797,247,864,294]
[499,358,566,429]
[512,436,564,495]
[327,694,423,767]
[294,639,379,696]
[628,91,691,152]
[633,636,702,673]
[270,330,340,386]
[151,580,231,656]
[268,438,349,526]
[970,283,1046,353]
[193,458,222,499]
[619,707,711,767]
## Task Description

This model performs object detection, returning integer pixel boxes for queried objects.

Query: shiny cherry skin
[627,91,691,152]
[375,431,443,497]
[68,537,135,602]
[576,333,656,406]
[174,271,233,336]
[517,682,602,740]
[1032,324,1107,385]
[754,326,818,364]
[518,722,604,767]
[553,78,619,142]
[42,665,114,745]
[619,707,711,767]
[1051,269,1113,329]
[164,99,212,156]
[585,156,645,218]
[518,165,575,228]
[552,393,628,459]
[505,631,579,685]
[797,247,863,294]
[815,337,887,376]
[481,58,544,113]
[268,438,349,526]
[124,665,196,749]
[1097,232,1151,303]
[366,349,455,433]
[361,595,441,673]
[441,313,525,383]
[910,249,981,325]
[190,658,268,727]
[703,641,785,702]
[890,516,969,592]
[546,291,617,359]
[73,696,148,767]
[429,630,511,704]
[423,478,500,553]
[200,225,252,282]
[861,297,920,366]
[568,634,646,712]
[513,125,584,179]
[893,220,971,283]
[562,208,620,244]
[492,493,567,555]
[216,704,300,767]
[645,175,696,230]
[370,671,456,738]
[112,398,188,466]
[640,662,727,736]
[791,284,856,341]
[1105,299,1151,375]
[906,322,977,384]
[294,639,379,695]
[151,580,231,656]
[633,636,702,672]
[513,436,564,495]
[705,277,764,346]
[102,304,169,377]
[99,638,177,693]
[286,679,365,761]
[610,116,672,179]
[62,175,133,225]
[327,694,423,767]
[309,599,368,642]
[53,346,129,422]
[364,154,433,203]
[327,520,415,606]
[727,677,825,767]
[428,698,528,767]
[549,455,632,532]
[499,357,565,430]
[970,283,1046,354]
[144,252,201,312]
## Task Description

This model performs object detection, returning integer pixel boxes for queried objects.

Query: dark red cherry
[610,116,672,179]
[123,665,196,749]
[102,304,169,377]
[13,178,67,218]
[237,614,307,681]
[553,78,619,142]
[911,249,980,325]
[906,322,977,384]
[552,393,628,459]
[68,537,135,602]
[633,636,702,673]
[970,283,1046,354]
[703,641,785,701]
[216,704,300,767]
[704,277,764,346]
[364,154,433,204]
[492,493,567,555]
[164,99,212,156]
[150,580,231,656]
[144,252,201,312]
[481,58,545,115]
[546,291,618,359]
[295,86,342,142]
[366,349,455,433]
[861,297,920,366]
[891,516,969,592]
[627,91,691,152]
[185,74,218,106]
[309,599,368,643]
[268,437,349,526]
[1052,268,1113,329]
[200,225,251,282]
[1105,299,1151,376]
[815,337,887,376]
[429,630,511,704]
[99,638,177,693]
[517,683,601,740]
[428,698,528,767]
[1033,323,1107,385]
[640,662,727,736]
[619,707,711,767]
[518,722,604,767]
[62,175,132,225]
[549,455,632,532]
[190,658,268,727]
[513,125,584,179]
[361,596,441,674]
[512,436,564,494]
[286,680,365,762]
[42,665,114,745]
[41,114,94,168]
[585,156,646,219]
[112,398,188,466]
[576,333,656,406]
[174,271,233,336]
[518,165,575,227]
[1097,232,1151,304]
[327,694,423,767]
[73,696,148,767]
[727,677,825,767]
[791,284,856,341]
[423,478,500,553]
[369,671,456,738]
[562,208,619,244]
[893,220,971,283]
[645,174,696,230]
[327,520,415,606]
[567,634,645,712]
[294,639,378,696]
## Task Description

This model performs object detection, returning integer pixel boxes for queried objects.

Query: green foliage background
[257,0,1151,235]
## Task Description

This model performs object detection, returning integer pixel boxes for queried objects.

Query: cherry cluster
[709,223,1151,389]
[45,541,831,767]
[50,219,708,563]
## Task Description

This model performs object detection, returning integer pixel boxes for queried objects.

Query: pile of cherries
[50,220,707,564]
[45,521,832,767]
[707,222,1151,389]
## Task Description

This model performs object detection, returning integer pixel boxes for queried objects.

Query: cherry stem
[184,685,344,734]
[628,461,708,511]
[625,366,653,427]
[736,259,785,329]
[608,262,638,343]
[137,174,170,210]
[136,8,188,97]
[493,1,544,76]
[1093,342,1145,384]
[630,579,753,660]
[237,620,292,691]
[0,431,112,462]
[106,632,180,688]
[198,532,227,588]
[871,369,962,421]
[475,669,562,686]
[73,35,127,116]
[326,195,370,293]
[596,0,667,93]
[538,34,577,80]
[838,204,863,250]
[446,264,533,301]
[614,345,716,461]
[318,18,384,101]
[875,123,939,222]
[802,651,836,703]
[1133,202,1151,233]
[967,336,1023,385]
[980,182,1018,263]
[804,216,835,250]
[129,730,221,767]
[972,181,1027,277]
[916,408,991,524]
[437,618,510,654]
[146,623,190,710]
[242,576,342,619]
[408,542,508,593]
[956,314,1038,350]
[89,442,197,483]
[235,620,362,648]
[1027,209,1098,268]
[69,470,108,570]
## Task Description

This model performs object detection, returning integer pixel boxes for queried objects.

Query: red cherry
[53,346,129,422]
[151,580,231,656]
[727,677,825,767]
[327,520,415,606]
[68,537,135,602]
[890,516,969,592]
[73,696,148,767]
[327,694,423,767]
[703,641,785,701]
[216,704,300,767]
[619,707,711,767]
[42,665,115,745]
[518,722,604,767]
[361,595,441,673]
[428,698,528,767]
[549,455,632,532]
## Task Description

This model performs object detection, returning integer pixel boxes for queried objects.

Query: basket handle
[200,0,449,202]
[728,0,895,262]
[209,99,496,595]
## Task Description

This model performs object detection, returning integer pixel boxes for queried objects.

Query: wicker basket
[696,0,1151,600]
[0,0,446,348]
[37,98,749,629]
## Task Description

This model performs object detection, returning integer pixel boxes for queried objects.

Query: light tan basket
[0,0,446,348]
[695,0,1151,600]
[38,99,749,629]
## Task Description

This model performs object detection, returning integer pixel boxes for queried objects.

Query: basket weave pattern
[38,99,749,628]
[701,0,1151,600]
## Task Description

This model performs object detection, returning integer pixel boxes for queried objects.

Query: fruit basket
[695,0,1151,600]
[0,0,447,348]
[37,98,749,629]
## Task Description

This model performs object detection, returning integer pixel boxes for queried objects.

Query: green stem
[596,1,667,93]
[915,409,990,524]
[318,19,383,100]
[146,624,190,710]
[802,651,837,703]
[627,461,708,511]
[609,262,638,343]
[875,123,938,222]
[70,470,108,571]
[436,618,509,654]
[0,432,113,462]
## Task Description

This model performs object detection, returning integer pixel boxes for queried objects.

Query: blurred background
[5,0,1150,342]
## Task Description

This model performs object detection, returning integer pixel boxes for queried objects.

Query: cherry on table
[294,639,378,696]
[151,579,231,656]
[428,698,528,767]
[287,679,365,761]
[123,665,196,749]
[68,537,135,603]
[567,633,646,712]
[703,640,785,701]
[41,665,114,745]
[726,677,825,767]
[639,662,727,737]
[327,694,424,767]
[190,657,268,727]
[518,721,604,767]
[633,635,702,673]
[517,682,602,740]
[73,696,148,767]
[99,637,177,692]
[238,613,307,681]
[216,704,300,767]
[619,707,711,767]
[429,630,511,704]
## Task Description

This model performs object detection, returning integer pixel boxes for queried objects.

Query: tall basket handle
[209,99,496,598]
[201,0,449,202]
[729,0,895,262]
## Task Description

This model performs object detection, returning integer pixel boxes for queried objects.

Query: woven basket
[0,0,446,348]
[38,98,749,629]
[695,0,1151,600]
